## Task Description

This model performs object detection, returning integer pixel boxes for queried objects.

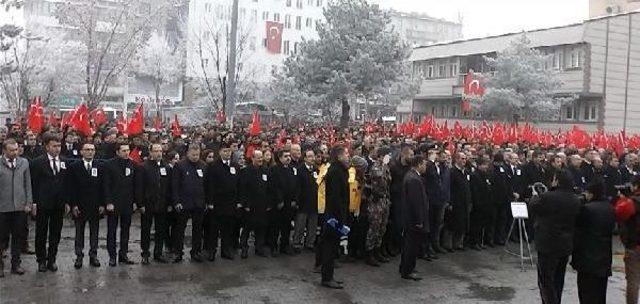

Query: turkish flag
[171,114,182,138]
[464,69,485,96]
[249,111,261,136]
[127,104,144,136]
[266,21,284,54]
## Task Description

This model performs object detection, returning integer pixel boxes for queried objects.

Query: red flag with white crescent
[266,21,284,54]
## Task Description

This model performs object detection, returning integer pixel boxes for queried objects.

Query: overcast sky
[373,0,589,39]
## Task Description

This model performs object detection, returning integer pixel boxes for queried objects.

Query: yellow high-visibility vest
[348,167,362,216]
[316,163,330,214]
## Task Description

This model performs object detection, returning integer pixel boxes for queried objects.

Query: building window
[451,106,458,118]
[553,50,564,70]
[285,15,291,29]
[251,9,258,22]
[286,0,291,7]
[295,16,302,30]
[307,0,314,5]
[438,64,445,78]
[583,104,597,121]
[262,11,269,20]
[294,42,299,54]
[427,66,434,78]
[431,107,436,116]
[296,0,303,9]
[284,40,290,54]
[565,106,576,120]
[306,17,312,28]
[273,13,280,22]
[449,63,458,77]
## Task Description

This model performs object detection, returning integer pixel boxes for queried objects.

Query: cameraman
[571,179,615,304]
[615,175,640,304]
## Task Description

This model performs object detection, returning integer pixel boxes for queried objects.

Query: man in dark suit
[238,150,273,259]
[22,131,43,161]
[204,142,239,260]
[171,144,206,263]
[569,154,587,194]
[67,143,104,269]
[444,152,471,251]
[61,131,81,160]
[269,149,300,256]
[421,145,445,256]
[140,143,171,265]
[292,149,319,254]
[530,169,581,304]
[492,152,512,246]
[103,143,143,266]
[604,156,623,201]
[399,155,428,281]
[468,159,494,250]
[386,143,413,256]
[319,145,350,289]
[30,132,68,272]
[571,179,615,304]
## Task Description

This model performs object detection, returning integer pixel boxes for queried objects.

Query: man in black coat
[61,131,81,160]
[292,149,319,253]
[530,169,581,304]
[569,154,587,194]
[268,149,299,256]
[67,143,104,269]
[419,144,444,257]
[204,142,240,260]
[468,159,494,250]
[386,143,413,256]
[571,179,615,304]
[319,145,350,289]
[30,132,68,272]
[399,155,428,281]
[524,151,546,197]
[22,131,43,161]
[103,143,143,266]
[171,144,207,263]
[604,156,623,201]
[238,150,273,259]
[492,152,513,246]
[444,152,471,251]
[140,143,171,265]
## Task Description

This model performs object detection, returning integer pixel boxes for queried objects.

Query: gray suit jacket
[0,157,33,212]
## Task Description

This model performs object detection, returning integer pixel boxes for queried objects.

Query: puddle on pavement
[462,283,515,302]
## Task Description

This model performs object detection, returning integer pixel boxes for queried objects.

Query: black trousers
[348,215,367,258]
[203,211,215,253]
[268,209,292,252]
[494,201,510,243]
[165,211,178,253]
[320,226,339,282]
[537,253,569,304]
[35,208,64,263]
[428,204,446,250]
[107,212,132,259]
[173,209,204,257]
[468,205,494,246]
[214,214,236,256]
[74,216,99,259]
[0,211,27,266]
[400,228,424,277]
[141,211,166,258]
[577,272,608,304]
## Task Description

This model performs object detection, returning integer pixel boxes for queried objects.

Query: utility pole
[227,0,239,127]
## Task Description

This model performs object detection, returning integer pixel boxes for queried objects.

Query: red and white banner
[266,21,284,54]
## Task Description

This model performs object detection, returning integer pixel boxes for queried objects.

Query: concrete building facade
[399,12,640,133]
[590,0,640,17]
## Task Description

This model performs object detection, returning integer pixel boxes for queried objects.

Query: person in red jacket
[615,175,640,304]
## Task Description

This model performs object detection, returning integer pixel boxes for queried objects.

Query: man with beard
[269,149,299,256]
[292,149,319,254]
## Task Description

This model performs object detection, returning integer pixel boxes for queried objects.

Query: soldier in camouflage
[364,146,392,267]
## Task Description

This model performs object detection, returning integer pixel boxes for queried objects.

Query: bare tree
[54,0,178,109]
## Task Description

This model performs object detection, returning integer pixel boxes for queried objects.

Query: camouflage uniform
[365,162,391,251]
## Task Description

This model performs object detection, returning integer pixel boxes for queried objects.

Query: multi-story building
[388,10,462,47]
[399,11,640,132]
[590,0,640,17]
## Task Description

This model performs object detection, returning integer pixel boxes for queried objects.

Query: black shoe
[10,266,24,275]
[374,249,390,263]
[74,258,83,269]
[119,256,136,265]
[471,245,482,251]
[38,262,48,272]
[241,249,249,259]
[445,247,455,253]
[433,246,446,254]
[47,262,58,272]
[418,255,432,262]
[401,273,423,281]
[89,258,101,267]
[256,250,267,258]
[365,256,381,267]
[271,250,280,258]
[191,254,204,263]
[207,251,216,262]
[281,247,294,256]
[292,248,302,255]
[221,253,235,260]
[485,242,495,248]
[313,265,322,273]
[109,257,117,267]
[172,256,183,263]
[153,256,168,264]
[304,246,315,253]
[321,280,344,289]
[141,257,150,265]
[455,247,465,252]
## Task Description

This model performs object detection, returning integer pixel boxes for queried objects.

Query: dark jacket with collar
[30,154,69,210]
[402,169,429,233]
[571,199,615,277]
[449,165,472,232]
[238,164,273,226]
[103,157,143,214]
[66,159,105,218]
[423,160,444,208]
[530,188,581,256]
[205,159,240,216]
[325,161,349,224]
[297,162,318,214]
[142,159,172,213]
[270,163,300,208]
[172,159,206,210]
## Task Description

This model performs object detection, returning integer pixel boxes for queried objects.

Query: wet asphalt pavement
[0,218,628,304]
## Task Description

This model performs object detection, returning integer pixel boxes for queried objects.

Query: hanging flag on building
[266,21,284,54]
[462,69,485,112]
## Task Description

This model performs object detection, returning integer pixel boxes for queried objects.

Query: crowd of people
[0,120,640,304]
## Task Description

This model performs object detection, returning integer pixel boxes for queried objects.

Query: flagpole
[227,0,239,128]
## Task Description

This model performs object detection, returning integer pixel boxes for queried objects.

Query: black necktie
[86,162,91,173]
[52,159,59,175]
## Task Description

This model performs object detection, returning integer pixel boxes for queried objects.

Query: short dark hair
[330,145,346,163]
[556,169,575,190]
[409,155,426,168]
[276,149,291,159]
[115,143,130,152]
[42,132,61,146]
[586,178,606,200]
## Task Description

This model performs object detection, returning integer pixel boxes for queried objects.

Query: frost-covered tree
[280,0,412,127]
[478,34,566,122]
[133,32,183,108]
